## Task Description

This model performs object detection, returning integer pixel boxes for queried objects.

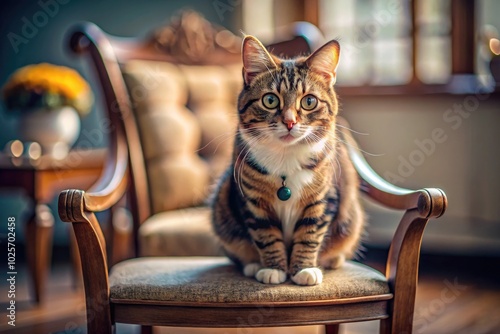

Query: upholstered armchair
[59,12,447,334]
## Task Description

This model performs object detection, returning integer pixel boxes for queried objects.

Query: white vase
[18,106,81,158]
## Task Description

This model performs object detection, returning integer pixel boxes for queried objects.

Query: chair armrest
[59,131,128,218]
[337,118,447,218]
[58,125,128,260]
[57,129,127,334]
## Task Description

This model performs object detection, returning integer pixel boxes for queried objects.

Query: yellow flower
[2,63,94,116]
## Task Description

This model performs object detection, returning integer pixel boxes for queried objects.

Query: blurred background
[0,0,499,333]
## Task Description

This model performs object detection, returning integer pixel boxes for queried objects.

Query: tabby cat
[212,36,365,286]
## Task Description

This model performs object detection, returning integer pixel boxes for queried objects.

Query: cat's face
[237,36,340,148]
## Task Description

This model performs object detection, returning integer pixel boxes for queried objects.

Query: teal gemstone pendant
[277,176,291,201]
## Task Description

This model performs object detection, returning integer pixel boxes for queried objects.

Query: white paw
[243,263,262,277]
[291,268,323,286]
[255,268,287,284]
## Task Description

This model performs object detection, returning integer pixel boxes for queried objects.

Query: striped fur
[212,36,365,285]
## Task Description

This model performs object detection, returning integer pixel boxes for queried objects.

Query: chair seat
[109,257,391,305]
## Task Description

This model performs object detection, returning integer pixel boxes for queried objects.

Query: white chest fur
[273,169,314,246]
[250,142,318,246]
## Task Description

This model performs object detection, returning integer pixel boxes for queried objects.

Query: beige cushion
[122,60,240,214]
[139,207,223,257]
[109,257,391,304]
[147,156,211,213]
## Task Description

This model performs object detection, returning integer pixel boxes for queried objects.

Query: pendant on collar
[277,176,291,201]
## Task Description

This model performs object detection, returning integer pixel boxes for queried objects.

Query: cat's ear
[242,35,277,85]
[306,40,340,85]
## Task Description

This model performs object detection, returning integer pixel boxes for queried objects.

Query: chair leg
[325,324,340,334]
[380,316,413,334]
[380,318,393,334]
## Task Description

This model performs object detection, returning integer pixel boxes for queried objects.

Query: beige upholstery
[109,257,390,303]
[122,60,240,214]
[139,207,222,256]
[123,60,242,257]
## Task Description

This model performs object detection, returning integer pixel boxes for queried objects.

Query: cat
[211,35,365,286]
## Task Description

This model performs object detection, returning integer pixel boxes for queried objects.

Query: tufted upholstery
[122,60,241,214]
[122,60,242,256]
[109,257,391,304]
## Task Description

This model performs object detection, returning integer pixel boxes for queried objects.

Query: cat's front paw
[291,268,323,286]
[255,268,287,284]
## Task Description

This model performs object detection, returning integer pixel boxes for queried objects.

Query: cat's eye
[301,95,318,110]
[262,93,279,109]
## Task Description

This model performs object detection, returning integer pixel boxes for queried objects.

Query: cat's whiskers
[307,132,341,182]
[335,123,369,136]
[238,148,254,196]
[233,134,256,185]
[332,126,383,157]
[239,124,279,135]
[196,122,280,157]
[332,154,342,184]
[194,130,238,155]
[335,138,384,157]
[299,136,322,200]
[234,133,265,197]
[307,131,335,154]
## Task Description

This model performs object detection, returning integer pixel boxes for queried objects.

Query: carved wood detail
[152,11,241,61]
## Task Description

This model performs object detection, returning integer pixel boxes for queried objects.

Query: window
[242,0,500,93]
[317,0,499,88]
[319,0,413,86]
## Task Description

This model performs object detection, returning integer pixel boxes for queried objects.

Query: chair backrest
[119,12,243,215]
[68,11,324,231]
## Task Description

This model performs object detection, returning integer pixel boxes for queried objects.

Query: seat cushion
[139,207,223,257]
[109,257,391,304]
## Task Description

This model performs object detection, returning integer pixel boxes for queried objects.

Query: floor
[1,249,499,334]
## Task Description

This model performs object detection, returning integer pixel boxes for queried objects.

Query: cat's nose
[285,120,296,130]
[283,109,297,130]
[283,109,297,131]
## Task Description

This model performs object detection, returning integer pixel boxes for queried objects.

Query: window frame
[283,0,496,96]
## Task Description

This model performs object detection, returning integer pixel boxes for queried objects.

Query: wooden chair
[59,12,447,334]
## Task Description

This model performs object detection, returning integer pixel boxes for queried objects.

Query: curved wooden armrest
[57,129,127,267]
[84,133,128,212]
[59,130,128,221]
[337,118,447,218]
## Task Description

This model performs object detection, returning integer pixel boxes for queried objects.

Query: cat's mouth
[279,134,297,143]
